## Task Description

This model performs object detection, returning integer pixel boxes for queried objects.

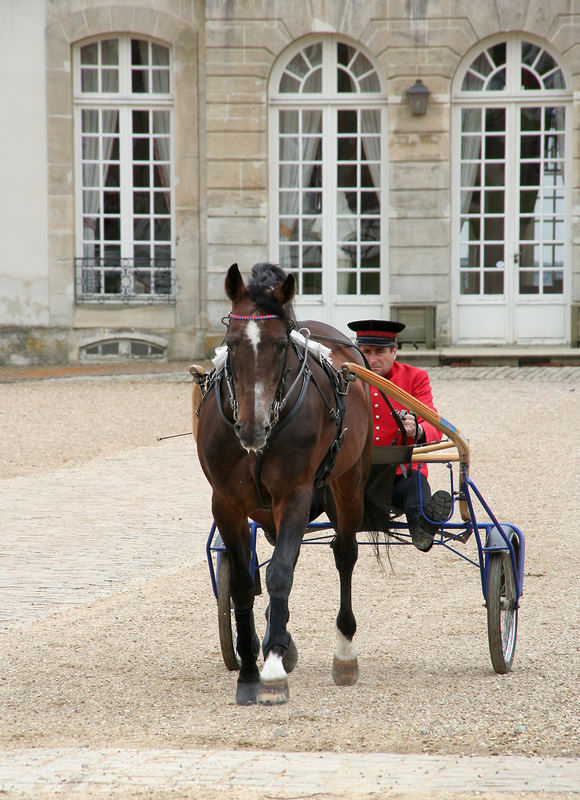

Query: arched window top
[274,37,383,98]
[75,36,171,97]
[458,37,567,95]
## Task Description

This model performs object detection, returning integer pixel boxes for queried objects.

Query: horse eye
[275,340,287,353]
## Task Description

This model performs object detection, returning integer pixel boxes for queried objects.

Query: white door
[269,38,387,333]
[454,38,570,345]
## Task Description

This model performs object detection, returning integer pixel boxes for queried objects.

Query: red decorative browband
[228,313,280,320]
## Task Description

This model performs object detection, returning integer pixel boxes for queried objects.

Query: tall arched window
[269,38,387,330]
[73,37,174,304]
[454,37,571,344]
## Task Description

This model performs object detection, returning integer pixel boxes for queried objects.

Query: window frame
[268,36,388,307]
[73,35,175,305]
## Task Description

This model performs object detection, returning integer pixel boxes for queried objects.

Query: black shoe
[409,490,452,552]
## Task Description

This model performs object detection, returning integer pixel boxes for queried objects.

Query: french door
[457,102,568,344]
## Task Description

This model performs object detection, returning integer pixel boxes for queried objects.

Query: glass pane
[302,272,322,294]
[462,108,482,132]
[133,165,150,187]
[154,192,170,214]
[460,272,480,294]
[81,43,98,65]
[302,244,321,267]
[484,217,504,240]
[152,71,170,93]
[286,51,309,80]
[485,107,505,132]
[279,110,298,134]
[483,244,503,267]
[82,109,99,132]
[153,110,170,134]
[521,107,541,131]
[104,218,120,240]
[103,191,120,213]
[488,42,506,67]
[337,271,357,294]
[519,271,539,294]
[154,219,171,240]
[81,70,98,92]
[104,272,121,293]
[155,271,172,294]
[132,70,148,93]
[485,136,504,159]
[133,138,150,160]
[134,219,150,240]
[338,109,357,133]
[101,39,118,66]
[543,270,563,293]
[484,271,504,294]
[152,43,170,66]
[543,244,564,267]
[133,271,151,294]
[544,70,565,90]
[484,191,504,213]
[132,39,149,66]
[519,243,539,269]
[361,272,380,294]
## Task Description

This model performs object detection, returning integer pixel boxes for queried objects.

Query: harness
[192,315,355,511]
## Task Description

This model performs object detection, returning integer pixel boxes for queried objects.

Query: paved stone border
[0,747,578,796]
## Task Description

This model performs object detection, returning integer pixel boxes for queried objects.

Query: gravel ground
[0,370,579,767]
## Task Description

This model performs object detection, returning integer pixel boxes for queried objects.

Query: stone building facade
[1,0,579,364]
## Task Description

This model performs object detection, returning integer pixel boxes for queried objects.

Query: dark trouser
[391,470,432,526]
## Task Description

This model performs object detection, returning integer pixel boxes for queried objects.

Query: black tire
[217,552,239,671]
[487,551,518,673]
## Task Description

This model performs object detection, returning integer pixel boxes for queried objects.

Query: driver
[348,319,452,552]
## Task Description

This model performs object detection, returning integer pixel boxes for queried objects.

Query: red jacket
[370,361,442,477]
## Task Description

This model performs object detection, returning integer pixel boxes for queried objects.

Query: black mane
[247,263,295,326]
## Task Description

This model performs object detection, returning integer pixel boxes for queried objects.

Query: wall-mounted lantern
[407,79,429,115]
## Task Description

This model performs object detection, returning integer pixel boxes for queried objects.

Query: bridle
[221,312,311,437]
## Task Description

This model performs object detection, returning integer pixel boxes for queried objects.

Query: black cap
[347,319,406,346]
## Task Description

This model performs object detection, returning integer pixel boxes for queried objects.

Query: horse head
[224,263,296,452]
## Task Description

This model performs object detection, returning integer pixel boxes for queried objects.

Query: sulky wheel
[217,552,240,671]
[487,551,518,673]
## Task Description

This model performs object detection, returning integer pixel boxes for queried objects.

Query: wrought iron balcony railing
[75,258,176,304]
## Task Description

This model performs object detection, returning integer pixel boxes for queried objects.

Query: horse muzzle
[235,422,271,452]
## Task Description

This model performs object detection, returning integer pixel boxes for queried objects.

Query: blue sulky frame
[206,363,525,675]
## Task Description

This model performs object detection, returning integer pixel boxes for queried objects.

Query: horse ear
[272,273,296,306]
[225,263,247,303]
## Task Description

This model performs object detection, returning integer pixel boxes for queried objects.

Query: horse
[195,263,373,705]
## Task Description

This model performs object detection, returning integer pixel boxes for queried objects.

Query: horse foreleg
[330,533,360,685]
[257,492,309,705]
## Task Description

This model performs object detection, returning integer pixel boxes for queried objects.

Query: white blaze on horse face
[244,319,268,431]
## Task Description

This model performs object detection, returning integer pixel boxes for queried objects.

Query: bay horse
[195,263,373,705]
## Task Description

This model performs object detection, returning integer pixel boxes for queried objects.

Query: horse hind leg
[330,533,360,686]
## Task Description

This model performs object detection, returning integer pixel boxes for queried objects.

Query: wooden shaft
[413,441,456,455]
[412,453,460,463]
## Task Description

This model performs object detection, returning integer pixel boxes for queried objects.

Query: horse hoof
[332,656,359,686]
[282,633,298,673]
[257,678,289,705]
[236,680,259,706]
